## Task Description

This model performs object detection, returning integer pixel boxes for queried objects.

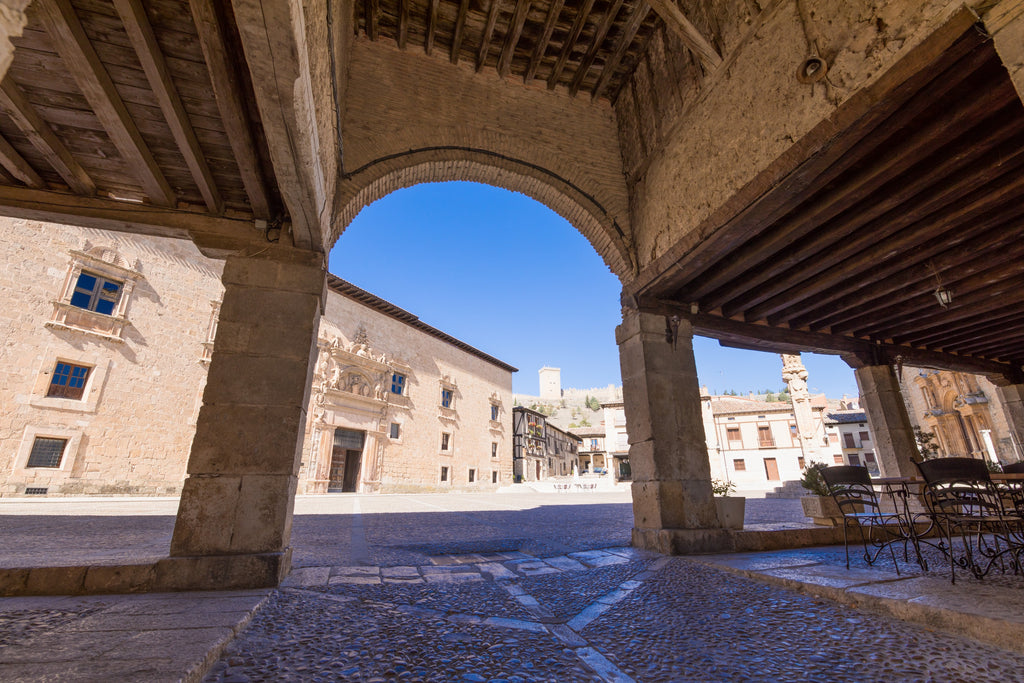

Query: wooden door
[342,449,362,492]
[764,457,780,481]
[328,446,347,492]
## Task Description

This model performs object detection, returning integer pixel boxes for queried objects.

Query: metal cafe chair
[821,466,905,574]
[997,461,1024,515]
[916,457,1024,583]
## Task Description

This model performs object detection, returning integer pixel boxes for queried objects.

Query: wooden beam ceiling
[633,27,1024,379]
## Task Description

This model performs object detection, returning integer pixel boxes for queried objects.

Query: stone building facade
[301,276,515,493]
[0,218,224,496]
[900,367,1021,465]
[0,221,514,496]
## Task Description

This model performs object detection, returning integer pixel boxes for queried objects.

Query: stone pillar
[166,246,325,589]
[853,365,919,477]
[618,308,728,554]
[996,384,1024,461]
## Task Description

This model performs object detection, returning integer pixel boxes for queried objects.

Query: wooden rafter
[398,0,409,50]
[0,78,94,195]
[364,0,379,41]
[645,0,721,70]
[547,0,597,89]
[190,0,270,220]
[38,0,175,207]
[592,1,649,99]
[569,0,625,96]
[425,0,439,55]
[114,0,222,214]
[450,0,470,64]
[0,132,44,188]
[524,0,564,82]
[498,0,531,77]
[477,0,504,72]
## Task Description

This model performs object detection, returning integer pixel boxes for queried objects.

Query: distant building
[511,406,580,481]
[572,426,606,474]
[538,367,562,400]
[823,411,879,475]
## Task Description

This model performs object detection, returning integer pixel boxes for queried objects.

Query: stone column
[618,308,728,554]
[166,246,325,589]
[996,384,1024,461]
[853,365,919,477]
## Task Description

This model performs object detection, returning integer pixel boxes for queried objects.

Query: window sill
[47,303,128,342]
[28,396,98,414]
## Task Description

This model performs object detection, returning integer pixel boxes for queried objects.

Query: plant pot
[801,495,842,526]
[715,496,745,530]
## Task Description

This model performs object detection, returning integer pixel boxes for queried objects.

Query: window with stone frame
[441,387,454,408]
[468,469,476,483]
[490,404,499,421]
[47,361,91,400]
[492,471,498,483]
[440,466,449,482]
[733,458,746,471]
[27,437,67,468]
[440,432,451,452]
[391,373,406,395]
[48,245,141,341]
[491,442,498,458]
[389,422,401,440]
[726,426,742,448]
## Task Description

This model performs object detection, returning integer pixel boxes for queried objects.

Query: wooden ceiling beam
[645,0,720,70]
[0,131,44,188]
[970,335,1024,359]
[723,132,1024,321]
[690,59,1016,306]
[0,183,259,252]
[190,0,270,220]
[0,78,94,195]
[114,0,222,214]
[641,300,1017,376]
[592,0,649,100]
[569,0,625,96]
[524,0,564,81]
[38,0,175,207]
[786,197,1024,330]
[365,0,379,41]
[848,273,1024,338]
[398,0,409,49]
[498,0,531,78]
[794,204,1024,331]
[425,0,440,56]
[477,0,504,72]
[547,0,597,89]
[937,321,1024,352]
[896,305,1024,347]
[450,0,470,64]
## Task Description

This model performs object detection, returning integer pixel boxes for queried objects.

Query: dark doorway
[329,429,365,492]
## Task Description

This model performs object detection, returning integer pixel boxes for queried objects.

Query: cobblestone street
[5,491,1024,681]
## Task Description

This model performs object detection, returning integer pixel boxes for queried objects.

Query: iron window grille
[27,437,67,468]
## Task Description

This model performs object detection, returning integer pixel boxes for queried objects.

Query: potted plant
[712,479,745,530]
[799,461,841,525]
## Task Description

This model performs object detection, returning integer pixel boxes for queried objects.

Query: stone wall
[335,37,632,279]
[621,0,983,270]
[0,218,223,496]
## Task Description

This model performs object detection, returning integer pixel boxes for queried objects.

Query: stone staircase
[763,479,806,499]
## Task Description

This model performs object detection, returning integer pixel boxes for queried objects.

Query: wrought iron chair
[821,466,905,574]
[916,457,1024,583]
[997,461,1024,514]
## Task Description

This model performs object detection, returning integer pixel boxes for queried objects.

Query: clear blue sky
[328,182,860,399]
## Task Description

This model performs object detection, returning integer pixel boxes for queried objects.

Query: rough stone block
[231,475,298,554]
[630,479,719,529]
[218,288,321,331]
[170,476,241,555]
[188,405,305,475]
[25,566,87,595]
[204,354,313,408]
[83,564,157,594]
[153,552,288,592]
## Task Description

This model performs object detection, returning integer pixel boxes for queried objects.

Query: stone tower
[781,354,818,463]
[539,367,561,400]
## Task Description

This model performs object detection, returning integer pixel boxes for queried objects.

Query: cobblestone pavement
[202,494,1024,683]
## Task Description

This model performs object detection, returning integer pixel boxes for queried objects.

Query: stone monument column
[617,306,727,554]
[781,354,818,463]
[167,246,325,587]
[850,363,919,477]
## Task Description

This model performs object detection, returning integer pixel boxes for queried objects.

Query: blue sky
[328,182,860,399]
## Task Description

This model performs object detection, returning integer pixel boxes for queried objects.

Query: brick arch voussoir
[333,150,635,281]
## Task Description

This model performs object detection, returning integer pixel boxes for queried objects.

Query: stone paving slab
[0,590,268,683]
